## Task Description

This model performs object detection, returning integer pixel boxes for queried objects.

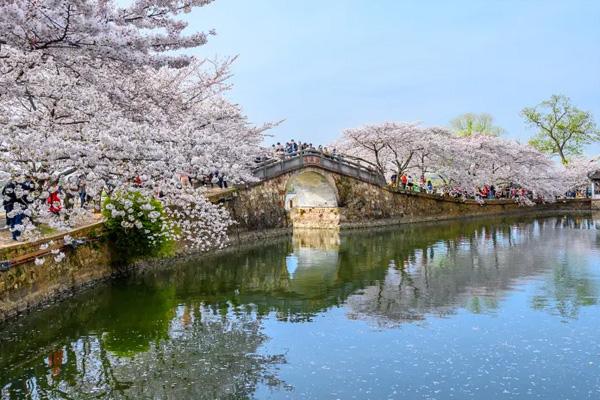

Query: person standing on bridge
[276,142,285,160]
[287,142,296,157]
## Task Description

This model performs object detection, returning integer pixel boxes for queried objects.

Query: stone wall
[0,223,113,321]
[332,175,591,226]
[219,175,291,232]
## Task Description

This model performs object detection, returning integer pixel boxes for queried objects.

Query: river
[1,214,600,399]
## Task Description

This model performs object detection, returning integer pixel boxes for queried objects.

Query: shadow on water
[1,212,600,398]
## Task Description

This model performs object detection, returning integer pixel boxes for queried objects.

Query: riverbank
[339,198,591,229]
[0,199,592,323]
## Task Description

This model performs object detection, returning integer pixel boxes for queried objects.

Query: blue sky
[184,0,600,150]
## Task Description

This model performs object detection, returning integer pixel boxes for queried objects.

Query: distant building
[587,170,600,208]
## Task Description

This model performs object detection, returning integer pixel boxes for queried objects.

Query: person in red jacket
[47,184,62,214]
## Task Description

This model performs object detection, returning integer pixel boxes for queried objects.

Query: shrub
[102,191,176,262]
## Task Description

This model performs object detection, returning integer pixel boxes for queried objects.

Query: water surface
[2,214,600,399]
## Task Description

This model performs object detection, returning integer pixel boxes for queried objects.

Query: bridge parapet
[252,150,386,186]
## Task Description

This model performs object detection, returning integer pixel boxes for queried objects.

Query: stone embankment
[0,222,110,321]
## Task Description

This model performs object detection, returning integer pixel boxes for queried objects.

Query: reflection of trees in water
[531,214,600,319]
[531,261,598,320]
[345,216,600,326]
[105,307,286,400]
[0,292,287,399]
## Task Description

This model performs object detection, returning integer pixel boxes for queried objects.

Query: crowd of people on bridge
[270,140,339,160]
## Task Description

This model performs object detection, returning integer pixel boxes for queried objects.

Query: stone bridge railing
[252,149,386,186]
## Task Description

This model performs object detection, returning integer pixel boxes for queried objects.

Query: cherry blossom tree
[336,122,451,180]
[336,122,568,202]
[378,122,424,178]
[0,0,269,250]
[335,123,390,176]
[407,126,454,180]
[440,134,563,201]
[559,157,599,193]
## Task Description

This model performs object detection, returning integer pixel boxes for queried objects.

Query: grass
[37,224,58,236]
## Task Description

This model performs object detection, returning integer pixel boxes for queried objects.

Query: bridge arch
[284,169,339,210]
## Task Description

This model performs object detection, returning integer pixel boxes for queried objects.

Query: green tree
[450,112,504,137]
[522,94,599,164]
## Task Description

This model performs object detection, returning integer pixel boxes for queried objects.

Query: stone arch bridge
[250,150,385,228]
[217,150,589,231]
